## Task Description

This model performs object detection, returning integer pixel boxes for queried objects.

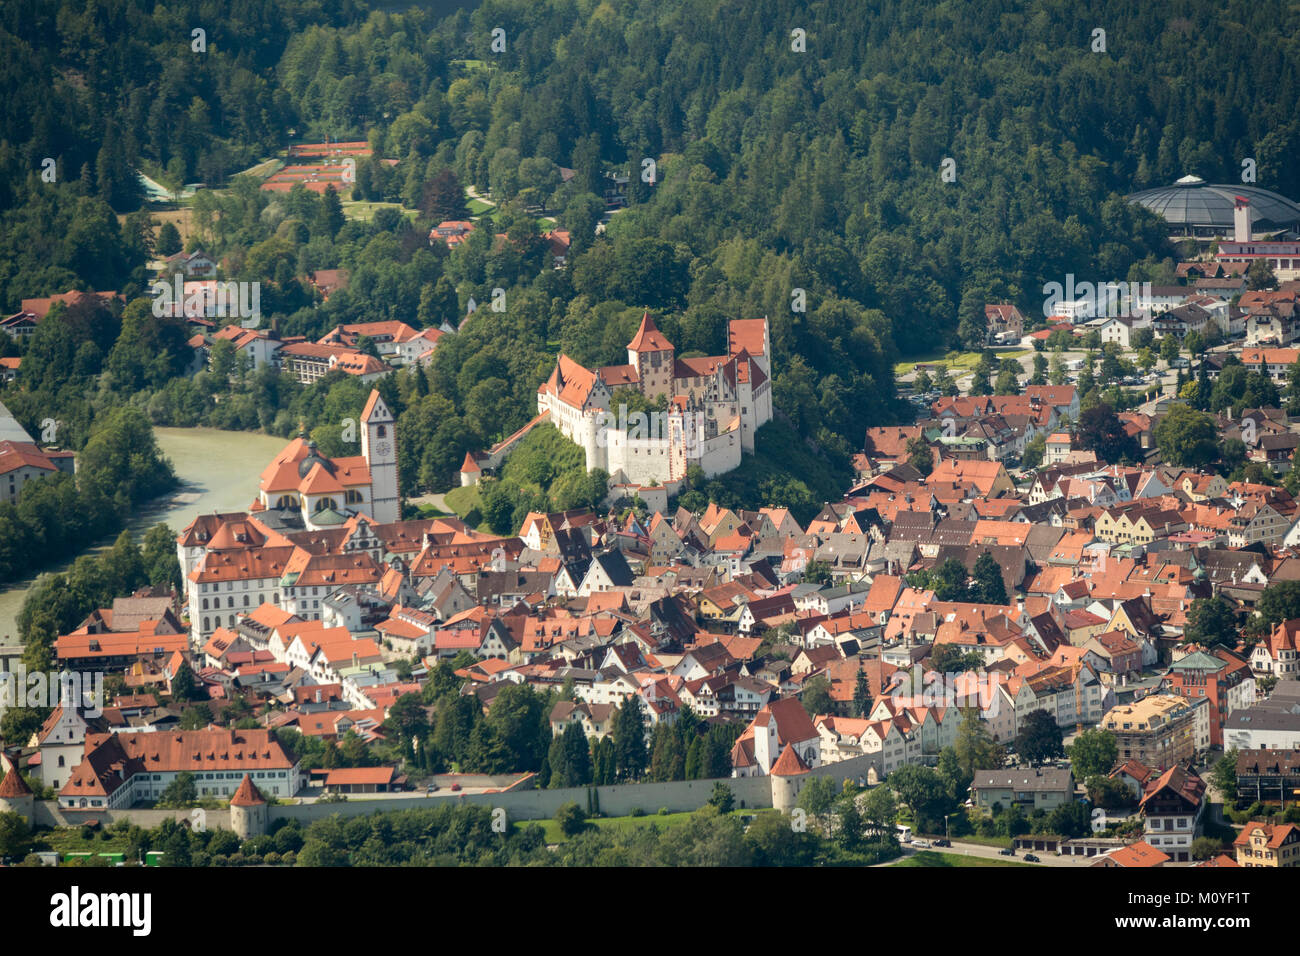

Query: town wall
[32,753,882,834]
[271,773,774,825]
[35,804,201,829]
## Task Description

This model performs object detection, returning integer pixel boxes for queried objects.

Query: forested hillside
[2,0,1297,503]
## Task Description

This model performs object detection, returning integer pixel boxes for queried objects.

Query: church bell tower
[361,389,400,524]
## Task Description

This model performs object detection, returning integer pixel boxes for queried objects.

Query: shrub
[708,782,735,813]
[555,802,589,837]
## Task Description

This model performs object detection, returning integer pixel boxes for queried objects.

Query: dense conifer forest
[1,0,1296,518]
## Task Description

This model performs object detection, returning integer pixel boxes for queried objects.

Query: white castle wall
[605,430,674,485]
[695,429,743,478]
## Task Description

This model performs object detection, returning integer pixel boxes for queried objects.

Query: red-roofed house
[732,697,820,777]
[1092,840,1170,868]
[1234,821,1300,867]
[59,729,301,809]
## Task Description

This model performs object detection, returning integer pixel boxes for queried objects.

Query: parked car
[912,839,930,848]
[934,839,951,848]
[1024,853,1041,863]
[998,847,1016,856]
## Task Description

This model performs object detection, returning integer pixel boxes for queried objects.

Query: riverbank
[0,426,289,641]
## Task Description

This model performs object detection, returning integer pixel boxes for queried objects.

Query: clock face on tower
[376,440,392,457]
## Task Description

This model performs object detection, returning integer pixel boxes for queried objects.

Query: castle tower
[769,744,812,812]
[0,753,35,828]
[229,773,268,840]
[459,452,481,488]
[626,312,675,401]
[582,411,604,473]
[360,389,400,524]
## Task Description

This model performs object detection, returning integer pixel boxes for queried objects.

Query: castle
[256,389,400,530]
[536,315,773,493]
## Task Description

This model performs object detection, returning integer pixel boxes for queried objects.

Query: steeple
[360,389,400,524]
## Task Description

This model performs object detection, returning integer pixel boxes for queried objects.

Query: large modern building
[1126,176,1300,241]
[1224,679,1300,751]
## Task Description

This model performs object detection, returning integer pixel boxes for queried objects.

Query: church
[256,389,401,529]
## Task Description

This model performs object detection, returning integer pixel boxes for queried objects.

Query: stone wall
[271,773,774,826]
[31,754,883,836]
[35,804,203,830]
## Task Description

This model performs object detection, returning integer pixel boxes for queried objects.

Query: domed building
[1126,175,1300,240]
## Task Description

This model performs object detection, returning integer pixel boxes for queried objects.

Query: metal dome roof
[298,441,332,479]
[1126,176,1300,231]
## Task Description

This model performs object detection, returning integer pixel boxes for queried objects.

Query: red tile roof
[230,774,266,806]
[0,441,58,477]
[0,755,32,797]
[1103,840,1170,867]
[770,743,811,776]
[627,312,673,352]
[728,319,768,358]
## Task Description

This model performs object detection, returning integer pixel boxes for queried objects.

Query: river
[0,426,290,642]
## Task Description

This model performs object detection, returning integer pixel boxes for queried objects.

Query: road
[892,838,1096,867]
[465,185,496,208]
[408,491,451,514]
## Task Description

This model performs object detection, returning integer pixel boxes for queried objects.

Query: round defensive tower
[229,773,269,840]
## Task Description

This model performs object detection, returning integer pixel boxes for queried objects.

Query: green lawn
[943,833,1013,848]
[30,827,132,857]
[443,484,484,525]
[531,808,780,844]
[471,205,559,234]
[343,200,418,222]
[892,849,1031,867]
[235,157,283,180]
[895,348,1030,377]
